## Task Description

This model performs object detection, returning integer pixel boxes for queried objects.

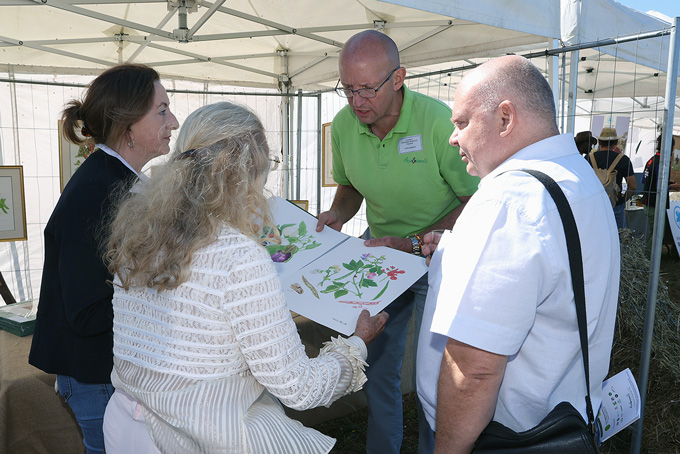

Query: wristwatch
[406,234,423,256]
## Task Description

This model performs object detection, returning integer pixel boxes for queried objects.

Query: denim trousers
[57,375,114,454]
[614,203,626,229]
[365,273,435,454]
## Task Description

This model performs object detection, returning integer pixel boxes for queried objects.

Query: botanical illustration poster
[261,196,428,335]
[0,176,15,232]
[58,119,95,191]
[262,196,348,278]
[321,122,336,187]
[0,166,27,241]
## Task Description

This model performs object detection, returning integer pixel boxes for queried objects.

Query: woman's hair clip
[176,149,197,161]
[81,126,91,137]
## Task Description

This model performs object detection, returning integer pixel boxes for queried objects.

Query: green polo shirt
[331,86,479,238]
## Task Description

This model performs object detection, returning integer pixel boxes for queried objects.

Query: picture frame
[58,119,95,192]
[0,166,27,242]
[289,199,309,211]
[321,122,337,187]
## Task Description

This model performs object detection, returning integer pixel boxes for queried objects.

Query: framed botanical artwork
[289,199,309,211]
[321,122,337,187]
[0,166,27,242]
[58,119,95,192]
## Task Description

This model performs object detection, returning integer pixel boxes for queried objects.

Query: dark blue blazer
[29,150,135,383]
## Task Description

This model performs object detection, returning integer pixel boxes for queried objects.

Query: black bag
[473,402,598,454]
[473,170,600,454]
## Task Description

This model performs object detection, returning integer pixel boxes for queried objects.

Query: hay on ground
[601,230,680,453]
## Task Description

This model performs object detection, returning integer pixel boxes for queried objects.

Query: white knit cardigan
[110,226,368,453]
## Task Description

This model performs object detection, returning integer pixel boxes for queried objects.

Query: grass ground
[314,251,680,454]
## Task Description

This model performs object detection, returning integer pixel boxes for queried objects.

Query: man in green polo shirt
[315,30,479,454]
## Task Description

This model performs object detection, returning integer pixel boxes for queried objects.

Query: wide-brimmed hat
[597,127,621,141]
[575,131,597,146]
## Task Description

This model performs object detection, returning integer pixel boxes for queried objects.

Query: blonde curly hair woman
[103,102,388,454]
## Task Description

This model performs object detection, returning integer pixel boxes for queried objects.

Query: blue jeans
[365,273,434,454]
[614,203,626,229]
[57,375,114,454]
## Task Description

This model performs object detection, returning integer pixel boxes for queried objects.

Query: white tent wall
[0,73,286,303]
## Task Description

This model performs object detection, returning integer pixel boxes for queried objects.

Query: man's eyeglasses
[335,67,401,99]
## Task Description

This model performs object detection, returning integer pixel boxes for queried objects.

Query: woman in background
[29,63,179,454]
[103,101,388,454]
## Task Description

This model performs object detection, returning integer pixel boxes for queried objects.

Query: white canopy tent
[0,0,550,89]
[0,0,671,92]
[0,2,677,452]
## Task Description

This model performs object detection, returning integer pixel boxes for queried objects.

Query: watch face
[409,235,422,255]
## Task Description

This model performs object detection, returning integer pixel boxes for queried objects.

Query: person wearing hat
[574,131,597,156]
[588,126,636,228]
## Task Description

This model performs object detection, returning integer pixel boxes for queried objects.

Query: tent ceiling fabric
[0,0,549,90]
[0,0,675,101]
[385,0,676,101]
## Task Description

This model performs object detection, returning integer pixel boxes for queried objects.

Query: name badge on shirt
[398,135,423,154]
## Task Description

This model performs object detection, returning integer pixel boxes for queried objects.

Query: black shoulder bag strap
[519,169,596,435]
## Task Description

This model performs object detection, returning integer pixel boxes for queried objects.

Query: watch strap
[407,234,423,256]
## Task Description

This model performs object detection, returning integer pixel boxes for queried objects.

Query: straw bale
[601,230,680,453]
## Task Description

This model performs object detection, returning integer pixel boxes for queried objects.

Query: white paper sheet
[261,196,428,335]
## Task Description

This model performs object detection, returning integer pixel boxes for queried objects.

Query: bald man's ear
[498,100,516,137]
[392,66,406,91]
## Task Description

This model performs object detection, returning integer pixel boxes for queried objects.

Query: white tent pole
[316,94,322,216]
[280,90,290,199]
[296,88,303,200]
[631,16,680,454]
[549,39,559,124]
[5,68,28,302]
[566,49,579,134]
[559,52,567,133]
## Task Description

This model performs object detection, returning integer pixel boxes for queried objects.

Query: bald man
[417,56,619,453]
[316,30,479,454]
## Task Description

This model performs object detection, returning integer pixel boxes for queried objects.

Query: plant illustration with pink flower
[261,221,320,263]
[315,252,404,300]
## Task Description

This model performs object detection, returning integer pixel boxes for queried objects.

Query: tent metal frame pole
[296,88,303,200]
[282,89,290,199]
[549,39,559,128]
[316,94,322,216]
[630,16,680,454]
[560,52,567,133]
[288,97,295,198]
[566,50,579,134]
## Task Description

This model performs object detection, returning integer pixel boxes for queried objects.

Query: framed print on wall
[0,166,27,242]
[289,199,309,211]
[58,119,95,192]
[321,122,337,187]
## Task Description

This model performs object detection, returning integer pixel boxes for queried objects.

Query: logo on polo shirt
[403,157,429,164]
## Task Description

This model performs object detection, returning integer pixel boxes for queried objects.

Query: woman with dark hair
[102,101,388,454]
[29,63,179,454]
